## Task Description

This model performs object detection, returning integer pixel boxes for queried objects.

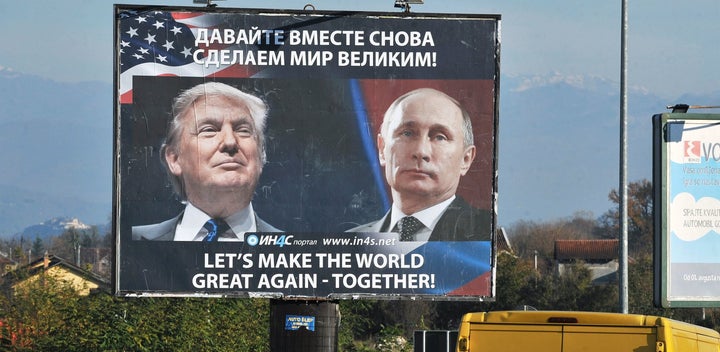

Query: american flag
[117,9,247,103]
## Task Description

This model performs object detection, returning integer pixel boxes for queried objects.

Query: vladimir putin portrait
[350,88,491,241]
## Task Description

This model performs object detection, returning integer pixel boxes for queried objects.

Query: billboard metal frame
[653,112,720,308]
[113,5,500,300]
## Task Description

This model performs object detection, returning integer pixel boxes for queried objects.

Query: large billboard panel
[114,5,500,299]
[654,113,720,307]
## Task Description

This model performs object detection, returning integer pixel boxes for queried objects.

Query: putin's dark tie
[397,216,422,241]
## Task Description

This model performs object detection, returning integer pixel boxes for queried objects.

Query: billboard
[653,113,720,307]
[114,5,500,299]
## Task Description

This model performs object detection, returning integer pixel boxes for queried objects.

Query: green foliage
[490,253,537,310]
[0,271,82,349]
[0,279,270,351]
[31,238,44,258]
[339,300,375,349]
[375,325,410,352]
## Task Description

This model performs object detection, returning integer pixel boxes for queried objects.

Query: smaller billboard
[654,113,720,307]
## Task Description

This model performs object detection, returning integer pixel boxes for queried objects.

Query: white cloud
[670,192,720,241]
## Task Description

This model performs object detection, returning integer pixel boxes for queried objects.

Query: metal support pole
[270,299,340,352]
[619,0,629,314]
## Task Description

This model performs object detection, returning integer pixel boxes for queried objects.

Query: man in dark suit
[133,82,279,241]
[132,212,280,241]
[350,88,491,241]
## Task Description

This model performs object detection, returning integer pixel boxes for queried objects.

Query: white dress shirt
[173,202,258,241]
[387,196,456,241]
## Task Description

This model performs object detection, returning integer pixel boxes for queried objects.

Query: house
[554,239,619,285]
[2,252,110,296]
[0,255,17,276]
[496,227,514,256]
[79,247,112,279]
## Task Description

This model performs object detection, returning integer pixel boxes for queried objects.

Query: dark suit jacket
[348,196,492,241]
[132,212,280,241]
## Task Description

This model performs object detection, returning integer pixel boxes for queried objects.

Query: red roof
[554,239,619,261]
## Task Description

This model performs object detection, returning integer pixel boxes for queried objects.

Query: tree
[339,300,376,350]
[1,287,272,351]
[628,253,665,316]
[508,212,597,261]
[49,227,98,264]
[31,238,44,260]
[596,179,653,256]
[488,253,538,310]
[0,268,82,349]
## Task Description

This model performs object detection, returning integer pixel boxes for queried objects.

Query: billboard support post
[269,299,340,352]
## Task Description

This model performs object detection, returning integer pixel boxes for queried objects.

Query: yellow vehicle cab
[456,310,720,352]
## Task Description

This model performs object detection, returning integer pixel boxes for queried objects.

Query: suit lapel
[256,215,281,232]
[429,197,466,241]
[374,210,392,232]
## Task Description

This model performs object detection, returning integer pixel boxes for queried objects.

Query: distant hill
[0,68,717,236]
[0,68,111,236]
[0,184,109,238]
[498,73,719,223]
[14,217,108,242]
[499,73,663,223]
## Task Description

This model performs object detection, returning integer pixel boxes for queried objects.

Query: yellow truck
[456,310,720,352]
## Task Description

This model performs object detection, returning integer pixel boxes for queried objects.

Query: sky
[0,0,718,100]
